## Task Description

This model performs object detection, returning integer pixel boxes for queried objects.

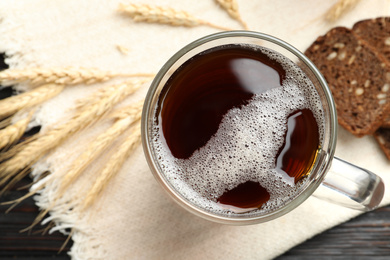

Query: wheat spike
[0,79,149,189]
[0,67,154,86]
[83,123,141,209]
[0,84,64,120]
[215,0,248,29]
[0,110,35,150]
[81,100,144,209]
[326,0,361,21]
[119,3,233,31]
[56,101,143,199]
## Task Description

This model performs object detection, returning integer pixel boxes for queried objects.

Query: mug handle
[313,157,385,211]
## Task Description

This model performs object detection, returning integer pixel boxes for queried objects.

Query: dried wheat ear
[0,83,64,120]
[0,79,149,196]
[118,3,233,31]
[56,101,144,204]
[0,67,154,86]
[83,103,143,209]
[326,0,361,21]
[0,110,35,151]
[215,0,248,29]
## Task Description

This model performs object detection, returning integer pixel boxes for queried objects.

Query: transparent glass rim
[141,30,338,225]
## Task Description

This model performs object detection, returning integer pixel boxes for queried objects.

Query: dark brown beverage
[152,44,323,214]
[156,45,286,159]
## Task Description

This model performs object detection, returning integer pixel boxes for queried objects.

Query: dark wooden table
[0,178,72,259]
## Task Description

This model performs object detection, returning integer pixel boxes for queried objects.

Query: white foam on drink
[152,45,325,216]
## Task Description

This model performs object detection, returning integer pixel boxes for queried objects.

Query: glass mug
[141,31,385,225]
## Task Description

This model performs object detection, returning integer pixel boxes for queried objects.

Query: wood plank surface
[0,178,72,259]
[278,206,390,259]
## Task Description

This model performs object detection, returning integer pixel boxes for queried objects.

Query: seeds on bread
[304,26,390,137]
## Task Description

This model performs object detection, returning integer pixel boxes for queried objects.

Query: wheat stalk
[0,79,149,190]
[215,0,248,29]
[83,123,141,209]
[0,84,64,120]
[56,101,143,199]
[119,3,233,31]
[326,0,361,21]
[0,67,154,86]
[0,110,35,150]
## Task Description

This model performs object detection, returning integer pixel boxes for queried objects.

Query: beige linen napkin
[1,0,389,259]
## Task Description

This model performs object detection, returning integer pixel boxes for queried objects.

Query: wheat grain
[119,3,233,31]
[109,100,144,120]
[215,0,248,29]
[57,103,143,198]
[0,110,34,150]
[0,84,64,120]
[0,117,12,130]
[0,67,154,86]
[83,123,141,209]
[326,0,361,21]
[0,79,149,188]
[116,45,130,55]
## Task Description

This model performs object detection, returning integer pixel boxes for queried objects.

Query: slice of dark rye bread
[304,26,390,137]
[353,17,390,63]
[374,128,390,160]
[353,17,390,129]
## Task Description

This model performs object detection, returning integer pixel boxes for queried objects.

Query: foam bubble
[152,45,325,216]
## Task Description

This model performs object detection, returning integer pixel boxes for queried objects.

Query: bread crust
[374,128,390,160]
